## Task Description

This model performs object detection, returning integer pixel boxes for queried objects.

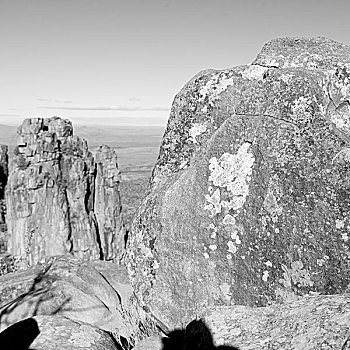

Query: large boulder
[127,37,350,327]
[5,117,125,266]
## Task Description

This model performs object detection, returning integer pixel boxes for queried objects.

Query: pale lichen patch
[265,260,273,267]
[152,260,160,269]
[204,188,222,216]
[205,142,255,213]
[241,65,268,81]
[189,123,207,144]
[230,230,241,245]
[262,270,269,282]
[341,232,349,242]
[204,142,254,254]
[336,219,345,229]
[198,71,234,106]
[209,244,217,251]
[227,241,237,254]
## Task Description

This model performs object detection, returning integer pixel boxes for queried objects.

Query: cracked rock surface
[127,37,350,328]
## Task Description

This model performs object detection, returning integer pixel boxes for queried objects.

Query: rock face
[5,117,125,266]
[127,37,350,327]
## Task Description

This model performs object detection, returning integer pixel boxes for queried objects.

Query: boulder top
[253,36,350,69]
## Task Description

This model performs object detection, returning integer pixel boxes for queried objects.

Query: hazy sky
[1,0,350,127]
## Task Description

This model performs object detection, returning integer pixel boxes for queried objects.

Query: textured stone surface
[127,37,350,327]
[0,255,137,345]
[31,315,117,350]
[135,294,350,350]
[5,117,125,266]
[206,294,350,350]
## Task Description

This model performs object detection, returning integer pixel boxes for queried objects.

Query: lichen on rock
[127,36,350,328]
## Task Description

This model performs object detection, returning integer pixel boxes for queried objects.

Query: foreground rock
[134,293,350,350]
[31,315,118,350]
[5,117,125,266]
[0,255,136,343]
[127,37,350,327]
[0,315,118,350]
[206,293,350,349]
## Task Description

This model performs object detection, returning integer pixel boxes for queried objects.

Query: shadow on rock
[162,319,239,350]
[0,317,39,350]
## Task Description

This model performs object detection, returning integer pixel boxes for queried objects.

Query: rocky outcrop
[127,37,350,328]
[5,117,125,266]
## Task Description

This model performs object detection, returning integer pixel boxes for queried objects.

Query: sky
[1,0,350,127]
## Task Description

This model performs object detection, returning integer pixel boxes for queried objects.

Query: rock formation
[5,117,125,266]
[92,145,124,261]
[127,37,350,327]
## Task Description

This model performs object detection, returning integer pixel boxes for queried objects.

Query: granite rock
[127,37,350,327]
